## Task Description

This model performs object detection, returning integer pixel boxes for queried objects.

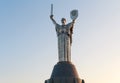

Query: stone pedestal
[45,61,84,83]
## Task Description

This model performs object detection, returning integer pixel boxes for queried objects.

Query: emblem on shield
[70,10,78,20]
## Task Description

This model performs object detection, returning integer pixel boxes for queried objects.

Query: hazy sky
[0,0,120,83]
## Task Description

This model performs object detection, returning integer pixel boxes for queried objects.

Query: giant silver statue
[50,4,78,62]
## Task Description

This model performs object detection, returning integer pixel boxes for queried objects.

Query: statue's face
[61,18,66,25]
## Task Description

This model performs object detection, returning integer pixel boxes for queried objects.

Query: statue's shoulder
[55,24,61,30]
[67,22,73,26]
[55,23,61,27]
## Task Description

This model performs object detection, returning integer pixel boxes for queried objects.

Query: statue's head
[61,18,66,25]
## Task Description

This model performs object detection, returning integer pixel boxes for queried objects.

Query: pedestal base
[45,77,82,83]
[45,61,84,83]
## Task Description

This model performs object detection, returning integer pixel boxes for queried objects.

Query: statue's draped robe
[55,22,74,62]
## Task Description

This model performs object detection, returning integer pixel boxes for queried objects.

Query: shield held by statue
[70,10,78,20]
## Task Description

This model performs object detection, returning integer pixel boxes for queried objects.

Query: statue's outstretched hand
[50,15,54,19]
[50,15,56,24]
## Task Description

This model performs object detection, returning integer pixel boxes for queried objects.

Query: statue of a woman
[50,15,76,62]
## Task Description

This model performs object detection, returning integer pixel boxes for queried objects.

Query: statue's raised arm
[50,15,57,25]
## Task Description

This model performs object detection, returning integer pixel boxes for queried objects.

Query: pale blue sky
[0,0,120,83]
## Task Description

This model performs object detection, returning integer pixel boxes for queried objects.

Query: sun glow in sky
[0,0,120,83]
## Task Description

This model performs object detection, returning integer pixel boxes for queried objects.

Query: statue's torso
[56,24,72,37]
